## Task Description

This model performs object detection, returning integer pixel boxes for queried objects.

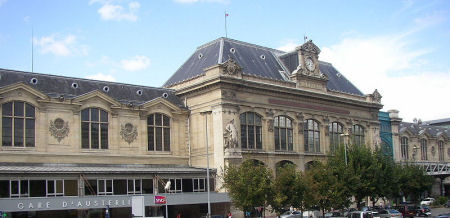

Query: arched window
[420,139,427,161]
[240,112,262,149]
[352,125,365,146]
[2,101,35,147]
[401,137,409,160]
[304,119,320,153]
[274,116,293,151]
[438,141,444,162]
[147,113,170,151]
[81,108,108,149]
[329,122,343,153]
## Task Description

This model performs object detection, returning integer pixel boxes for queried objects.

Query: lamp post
[201,111,212,218]
[340,132,350,165]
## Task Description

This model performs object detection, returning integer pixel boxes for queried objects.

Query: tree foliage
[271,164,308,214]
[222,160,273,212]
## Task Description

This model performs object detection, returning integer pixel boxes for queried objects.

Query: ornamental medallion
[49,118,70,142]
[120,123,138,144]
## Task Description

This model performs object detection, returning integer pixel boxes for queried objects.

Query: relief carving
[222,90,236,99]
[372,89,382,103]
[431,146,436,157]
[120,123,138,144]
[267,119,274,132]
[224,119,238,149]
[220,57,242,75]
[49,118,70,143]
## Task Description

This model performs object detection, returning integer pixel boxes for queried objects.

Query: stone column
[389,109,402,162]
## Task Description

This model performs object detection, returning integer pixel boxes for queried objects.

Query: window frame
[147,113,171,152]
[81,108,109,149]
[329,122,343,153]
[46,179,64,197]
[240,112,262,150]
[274,115,293,151]
[97,179,113,195]
[400,137,409,160]
[304,119,320,153]
[2,101,36,147]
[438,141,444,162]
[352,125,365,146]
[127,179,142,195]
[169,178,182,193]
[420,138,428,161]
[192,178,206,192]
[10,180,29,198]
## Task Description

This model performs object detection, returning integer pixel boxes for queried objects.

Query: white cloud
[85,73,117,82]
[23,16,30,23]
[93,1,140,21]
[173,0,229,3]
[320,34,450,122]
[34,34,88,56]
[120,55,150,71]
[277,39,301,52]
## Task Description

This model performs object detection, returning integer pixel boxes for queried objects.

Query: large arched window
[240,112,262,149]
[329,122,343,153]
[147,113,170,151]
[304,119,320,153]
[420,139,427,161]
[401,137,409,160]
[274,116,293,151]
[2,101,35,147]
[438,141,444,162]
[352,125,365,146]
[81,108,108,149]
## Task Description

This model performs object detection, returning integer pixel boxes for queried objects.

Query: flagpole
[224,11,228,38]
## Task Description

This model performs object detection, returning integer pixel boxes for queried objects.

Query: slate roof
[424,118,450,126]
[0,68,185,108]
[164,37,364,96]
[0,163,210,174]
[399,122,450,138]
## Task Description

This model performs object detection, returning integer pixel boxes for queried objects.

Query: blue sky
[0,0,449,122]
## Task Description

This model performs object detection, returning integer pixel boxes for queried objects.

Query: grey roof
[399,122,450,138]
[0,68,185,108]
[423,118,450,125]
[0,163,210,174]
[164,37,364,96]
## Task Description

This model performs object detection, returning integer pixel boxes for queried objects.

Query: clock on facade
[305,57,315,71]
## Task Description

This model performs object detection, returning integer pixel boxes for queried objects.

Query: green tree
[271,164,308,215]
[306,161,351,216]
[398,164,434,202]
[222,160,274,214]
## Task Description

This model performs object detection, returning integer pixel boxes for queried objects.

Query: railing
[406,162,450,176]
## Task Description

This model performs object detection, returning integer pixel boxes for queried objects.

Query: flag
[225,13,229,17]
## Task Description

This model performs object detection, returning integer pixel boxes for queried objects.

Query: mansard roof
[399,122,450,139]
[0,68,185,108]
[163,37,364,96]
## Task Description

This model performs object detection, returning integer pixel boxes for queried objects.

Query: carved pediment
[298,40,321,55]
[140,97,183,112]
[72,90,120,107]
[220,57,242,75]
[0,82,48,100]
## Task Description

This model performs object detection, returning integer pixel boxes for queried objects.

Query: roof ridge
[0,68,174,91]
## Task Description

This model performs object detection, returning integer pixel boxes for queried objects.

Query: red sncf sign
[154,196,167,204]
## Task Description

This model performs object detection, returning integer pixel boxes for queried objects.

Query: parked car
[280,210,302,218]
[445,200,450,208]
[394,205,420,218]
[377,209,403,218]
[347,211,374,218]
[436,213,450,218]
[420,198,435,206]
[325,211,343,218]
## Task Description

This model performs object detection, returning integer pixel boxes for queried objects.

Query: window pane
[163,115,170,126]
[248,126,254,149]
[20,180,28,195]
[280,116,285,127]
[14,102,24,116]
[11,181,19,195]
[25,103,35,118]
[0,180,9,198]
[113,180,127,195]
[106,180,112,193]
[256,126,262,149]
[81,109,89,121]
[56,180,63,193]
[2,102,12,116]
[255,115,261,125]
[147,114,154,126]
[247,113,254,125]
[274,117,279,127]
[148,127,154,151]
[280,128,286,150]
[64,180,78,196]
[288,129,293,151]
[155,113,162,126]
[100,110,108,122]
[128,180,133,192]
[81,122,90,148]
[156,127,162,151]
[135,180,141,192]
[14,118,24,147]
[91,108,99,121]
[99,180,105,193]
[47,180,54,194]
[100,123,108,149]
[240,125,247,149]
[25,119,35,147]
[91,123,99,149]
[142,179,153,194]
[164,127,170,151]
[2,117,12,146]
[274,128,280,150]
[286,119,291,128]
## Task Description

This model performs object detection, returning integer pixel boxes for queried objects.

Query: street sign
[154,196,166,204]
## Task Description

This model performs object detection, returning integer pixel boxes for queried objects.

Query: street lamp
[340,132,350,165]
[200,111,212,218]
